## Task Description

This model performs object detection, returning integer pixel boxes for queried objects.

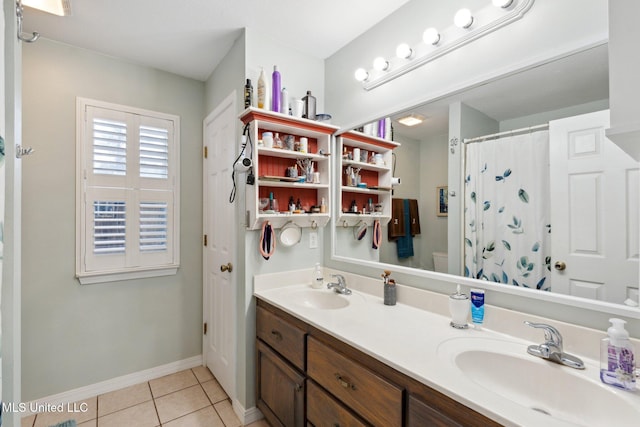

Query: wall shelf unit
[240,107,339,230]
[336,130,400,227]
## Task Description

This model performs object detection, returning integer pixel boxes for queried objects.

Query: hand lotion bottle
[600,318,636,390]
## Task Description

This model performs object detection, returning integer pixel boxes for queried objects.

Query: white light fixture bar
[362,0,536,91]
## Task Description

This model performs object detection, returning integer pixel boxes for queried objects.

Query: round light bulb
[423,27,441,45]
[454,8,474,29]
[395,43,413,59]
[354,68,369,82]
[492,0,513,7]
[373,57,390,71]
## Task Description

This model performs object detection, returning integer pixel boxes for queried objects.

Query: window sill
[77,265,179,285]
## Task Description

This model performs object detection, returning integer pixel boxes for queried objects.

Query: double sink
[259,285,640,426]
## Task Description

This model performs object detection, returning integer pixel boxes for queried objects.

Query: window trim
[76,97,180,284]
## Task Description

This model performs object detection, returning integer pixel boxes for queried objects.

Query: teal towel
[396,199,414,258]
[50,421,76,427]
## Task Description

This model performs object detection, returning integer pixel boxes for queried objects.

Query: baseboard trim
[23,355,203,417]
[232,399,263,425]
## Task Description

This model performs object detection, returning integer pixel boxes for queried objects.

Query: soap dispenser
[311,263,323,289]
[600,318,636,390]
[449,285,470,329]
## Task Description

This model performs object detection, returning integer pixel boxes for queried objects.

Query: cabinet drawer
[257,305,306,371]
[307,380,368,427]
[307,337,402,426]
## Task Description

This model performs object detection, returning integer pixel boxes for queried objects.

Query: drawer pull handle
[335,373,356,390]
[295,383,303,392]
[271,330,283,341]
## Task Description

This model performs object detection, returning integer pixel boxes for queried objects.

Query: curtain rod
[463,123,549,144]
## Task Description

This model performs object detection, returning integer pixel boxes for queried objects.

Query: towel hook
[16,0,40,43]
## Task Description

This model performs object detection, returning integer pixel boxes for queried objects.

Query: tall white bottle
[257,67,269,109]
[311,263,323,289]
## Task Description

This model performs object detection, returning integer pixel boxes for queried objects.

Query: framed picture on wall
[437,186,448,217]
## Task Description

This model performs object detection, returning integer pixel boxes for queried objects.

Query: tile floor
[21,367,269,427]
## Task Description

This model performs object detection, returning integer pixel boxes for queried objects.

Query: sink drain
[531,407,551,416]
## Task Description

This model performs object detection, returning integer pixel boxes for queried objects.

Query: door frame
[3,2,23,426]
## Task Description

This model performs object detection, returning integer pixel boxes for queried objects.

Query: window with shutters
[76,98,180,284]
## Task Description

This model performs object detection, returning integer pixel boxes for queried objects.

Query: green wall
[21,38,205,400]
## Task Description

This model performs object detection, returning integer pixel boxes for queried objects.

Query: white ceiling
[21,0,411,81]
[21,0,608,139]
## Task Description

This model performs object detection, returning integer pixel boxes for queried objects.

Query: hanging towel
[388,198,406,239]
[389,198,421,240]
[409,199,421,236]
[396,199,414,258]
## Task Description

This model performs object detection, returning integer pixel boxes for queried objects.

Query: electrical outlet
[309,231,318,249]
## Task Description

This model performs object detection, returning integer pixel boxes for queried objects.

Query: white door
[203,92,237,398]
[550,110,639,303]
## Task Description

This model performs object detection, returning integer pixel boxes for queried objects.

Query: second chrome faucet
[524,321,585,369]
[327,274,352,295]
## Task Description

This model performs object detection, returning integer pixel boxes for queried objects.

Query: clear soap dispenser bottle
[311,263,323,289]
[600,318,636,390]
[449,285,470,329]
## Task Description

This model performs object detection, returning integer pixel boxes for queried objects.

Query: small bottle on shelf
[274,133,283,149]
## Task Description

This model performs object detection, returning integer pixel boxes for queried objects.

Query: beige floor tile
[161,406,224,427]
[154,385,210,424]
[78,420,97,427]
[201,379,228,404]
[97,400,159,427]
[191,366,214,383]
[33,397,97,427]
[149,370,198,398]
[21,414,36,427]
[214,400,241,427]
[245,419,270,427]
[98,382,152,416]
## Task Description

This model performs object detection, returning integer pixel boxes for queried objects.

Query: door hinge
[204,146,208,158]
[203,322,207,335]
[204,234,207,246]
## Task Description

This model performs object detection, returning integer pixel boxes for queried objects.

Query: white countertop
[254,268,640,427]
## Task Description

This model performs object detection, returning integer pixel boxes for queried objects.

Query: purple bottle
[272,66,281,112]
[378,118,386,139]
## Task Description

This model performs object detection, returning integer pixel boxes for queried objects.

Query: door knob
[554,261,566,271]
[220,262,233,272]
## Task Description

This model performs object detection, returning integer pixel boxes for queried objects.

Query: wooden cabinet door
[257,340,305,427]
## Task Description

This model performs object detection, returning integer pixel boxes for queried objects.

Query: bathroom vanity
[256,298,499,427]
[254,269,640,427]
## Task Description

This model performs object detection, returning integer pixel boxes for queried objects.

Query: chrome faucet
[327,274,352,295]
[524,321,585,369]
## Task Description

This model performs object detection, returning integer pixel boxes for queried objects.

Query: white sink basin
[289,289,350,310]
[437,337,640,426]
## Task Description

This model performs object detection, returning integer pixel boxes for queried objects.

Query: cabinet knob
[271,330,282,341]
[335,373,356,390]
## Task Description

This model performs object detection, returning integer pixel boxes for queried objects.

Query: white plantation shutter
[140,125,169,179]
[77,98,180,283]
[92,118,127,176]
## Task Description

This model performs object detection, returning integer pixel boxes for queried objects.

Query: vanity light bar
[356,0,536,91]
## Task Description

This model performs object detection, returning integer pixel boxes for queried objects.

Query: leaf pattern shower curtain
[463,131,551,291]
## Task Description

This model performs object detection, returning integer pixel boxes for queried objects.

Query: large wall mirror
[332,42,640,317]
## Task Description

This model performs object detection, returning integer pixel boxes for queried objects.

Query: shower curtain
[463,130,551,291]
